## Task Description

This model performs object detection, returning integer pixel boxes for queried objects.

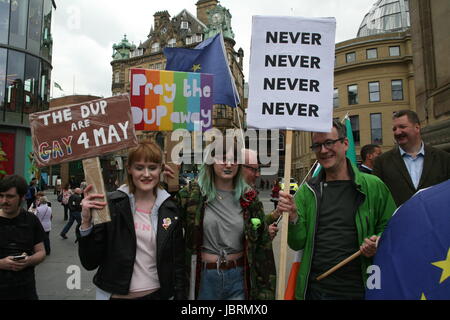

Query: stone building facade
[409,0,450,151]
[111,0,245,144]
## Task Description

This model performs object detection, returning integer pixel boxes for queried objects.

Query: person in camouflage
[176,142,276,300]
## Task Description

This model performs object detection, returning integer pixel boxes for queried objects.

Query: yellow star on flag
[191,64,201,72]
[420,293,427,300]
[431,248,450,284]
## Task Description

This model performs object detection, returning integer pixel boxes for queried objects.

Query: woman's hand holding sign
[81,184,107,230]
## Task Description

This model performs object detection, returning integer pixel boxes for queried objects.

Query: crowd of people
[0,110,449,300]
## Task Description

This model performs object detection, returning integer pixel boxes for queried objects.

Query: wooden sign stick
[82,157,111,225]
[276,130,293,300]
[316,250,361,281]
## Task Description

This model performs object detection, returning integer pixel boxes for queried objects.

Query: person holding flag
[277,119,397,300]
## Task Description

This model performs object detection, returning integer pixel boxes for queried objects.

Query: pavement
[34,188,295,300]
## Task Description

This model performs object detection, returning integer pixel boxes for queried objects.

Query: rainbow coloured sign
[130,69,214,131]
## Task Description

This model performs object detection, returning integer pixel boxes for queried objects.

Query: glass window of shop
[0,48,7,111]
[0,0,10,44]
[9,0,29,49]
[24,55,40,114]
[6,50,25,113]
[40,61,51,109]
[27,0,43,55]
[41,0,52,61]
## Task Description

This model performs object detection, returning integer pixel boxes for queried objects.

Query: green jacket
[176,182,276,300]
[288,160,397,300]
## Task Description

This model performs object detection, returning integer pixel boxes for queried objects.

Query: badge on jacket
[162,218,172,230]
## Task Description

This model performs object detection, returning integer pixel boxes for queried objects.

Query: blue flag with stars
[366,179,450,300]
[164,33,240,107]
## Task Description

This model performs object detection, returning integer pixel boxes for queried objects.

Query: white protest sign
[247,16,336,132]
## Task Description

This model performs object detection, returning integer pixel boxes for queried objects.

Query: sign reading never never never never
[30,95,138,167]
[247,16,336,132]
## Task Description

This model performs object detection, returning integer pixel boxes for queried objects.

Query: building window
[369,81,380,102]
[371,113,383,144]
[9,0,29,48]
[41,0,53,61]
[181,21,189,29]
[167,38,176,47]
[333,88,339,108]
[196,34,203,43]
[0,0,10,43]
[346,52,356,63]
[0,48,7,111]
[391,79,403,100]
[350,115,360,146]
[185,37,192,45]
[216,105,227,118]
[27,0,43,55]
[366,48,377,59]
[389,46,400,56]
[23,54,40,114]
[114,72,120,83]
[6,50,25,113]
[40,61,51,106]
[347,84,358,105]
[151,42,160,53]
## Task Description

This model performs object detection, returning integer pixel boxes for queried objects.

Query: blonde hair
[39,196,49,204]
[126,140,164,194]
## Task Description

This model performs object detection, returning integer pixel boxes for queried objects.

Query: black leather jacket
[78,190,186,299]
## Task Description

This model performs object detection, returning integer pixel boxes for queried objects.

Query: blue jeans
[61,211,81,236]
[197,266,245,300]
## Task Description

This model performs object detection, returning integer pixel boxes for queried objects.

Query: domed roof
[112,35,136,51]
[357,0,410,38]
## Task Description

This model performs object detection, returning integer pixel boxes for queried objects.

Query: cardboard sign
[130,69,213,131]
[30,95,138,167]
[247,16,336,132]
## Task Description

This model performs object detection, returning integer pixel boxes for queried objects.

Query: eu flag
[164,33,240,107]
[366,179,450,300]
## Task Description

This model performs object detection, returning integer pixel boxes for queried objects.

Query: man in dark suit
[373,110,450,206]
[358,144,382,174]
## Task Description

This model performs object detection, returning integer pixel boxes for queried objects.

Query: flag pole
[276,129,293,299]
[316,251,361,281]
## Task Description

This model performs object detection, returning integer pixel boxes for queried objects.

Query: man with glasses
[242,149,261,189]
[277,120,396,300]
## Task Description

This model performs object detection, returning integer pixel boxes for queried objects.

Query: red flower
[240,189,257,210]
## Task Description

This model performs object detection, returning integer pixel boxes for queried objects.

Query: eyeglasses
[310,137,345,152]
[242,165,261,173]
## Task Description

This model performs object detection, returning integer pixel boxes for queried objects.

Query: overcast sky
[51,0,376,98]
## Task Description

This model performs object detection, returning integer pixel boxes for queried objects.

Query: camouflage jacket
[176,182,276,300]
